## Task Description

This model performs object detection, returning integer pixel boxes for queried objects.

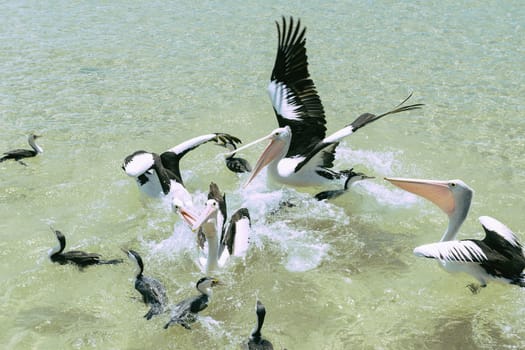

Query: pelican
[314,169,374,201]
[48,227,123,269]
[1,134,43,166]
[123,249,168,320]
[385,177,525,293]
[122,133,242,202]
[243,300,274,350]
[192,185,251,273]
[229,17,423,191]
[163,277,221,330]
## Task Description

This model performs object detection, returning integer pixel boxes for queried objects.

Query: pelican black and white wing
[479,216,522,249]
[268,17,327,158]
[160,133,243,184]
[295,94,423,174]
[220,207,251,258]
[413,240,488,263]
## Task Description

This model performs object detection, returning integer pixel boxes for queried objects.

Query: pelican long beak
[223,132,273,157]
[179,207,198,227]
[384,177,456,216]
[192,202,217,231]
[243,137,286,188]
[172,199,199,227]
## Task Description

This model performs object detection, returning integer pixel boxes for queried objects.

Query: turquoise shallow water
[1,1,524,349]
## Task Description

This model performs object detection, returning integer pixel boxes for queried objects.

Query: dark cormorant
[163,277,221,330]
[243,300,274,350]
[1,134,43,166]
[48,228,123,269]
[124,249,168,320]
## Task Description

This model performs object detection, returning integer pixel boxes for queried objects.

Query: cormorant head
[48,227,66,257]
[196,276,221,294]
[123,248,144,277]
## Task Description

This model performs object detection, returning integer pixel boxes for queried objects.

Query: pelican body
[231,17,422,190]
[192,183,251,273]
[163,277,221,330]
[124,249,168,320]
[122,133,243,201]
[386,177,525,292]
[48,228,123,269]
[1,134,43,166]
[243,300,274,350]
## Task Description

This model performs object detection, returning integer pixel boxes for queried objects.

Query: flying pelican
[48,227,123,269]
[229,17,423,191]
[385,177,525,293]
[123,249,168,320]
[1,134,43,166]
[122,133,242,202]
[163,277,221,330]
[243,299,274,350]
[314,169,374,201]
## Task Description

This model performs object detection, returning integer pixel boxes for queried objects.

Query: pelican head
[385,177,473,217]
[226,126,291,187]
[192,199,220,232]
[385,177,474,241]
[172,198,198,227]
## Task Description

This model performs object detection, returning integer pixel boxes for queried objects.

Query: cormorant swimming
[243,300,274,350]
[163,277,221,330]
[48,227,123,269]
[1,134,43,166]
[124,249,168,320]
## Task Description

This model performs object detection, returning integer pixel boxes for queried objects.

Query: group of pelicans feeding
[3,15,524,348]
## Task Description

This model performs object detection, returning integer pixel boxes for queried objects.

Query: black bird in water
[243,300,274,350]
[48,228,123,269]
[163,277,221,330]
[314,169,374,201]
[123,249,168,320]
[223,140,252,173]
[1,134,43,166]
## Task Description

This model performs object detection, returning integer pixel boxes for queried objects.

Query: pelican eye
[450,182,456,187]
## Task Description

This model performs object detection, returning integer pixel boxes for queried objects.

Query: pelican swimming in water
[122,133,243,204]
[48,227,123,269]
[123,249,168,320]
[192,198,251,273]
[163,276,221,330]
[243,299,274,350]
[229,17,423,192]
[385,177,525,293]
[314,169,374,201]
[1,134,43,166]
[191,183,251,273]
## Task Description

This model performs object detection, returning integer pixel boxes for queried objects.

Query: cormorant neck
[49,236,65,256]
[29,136,43,153]
[198,285,213,297]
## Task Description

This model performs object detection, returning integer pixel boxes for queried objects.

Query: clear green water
[1,1,524,349]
